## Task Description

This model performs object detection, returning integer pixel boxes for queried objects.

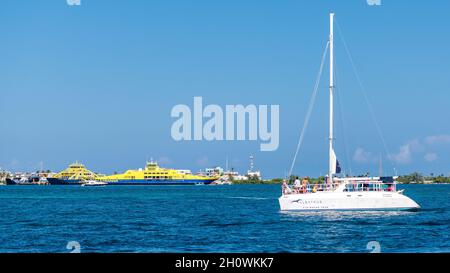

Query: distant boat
[35,177,49,185]
[6,175,48,185]
[81,180,108,187]
[5,178,18,185]
[48,161,218,186]
[47,162,98,185]
[279,13,420,211]
[6,175,33,185]
[96,161,218,186]
[211,176,233,185]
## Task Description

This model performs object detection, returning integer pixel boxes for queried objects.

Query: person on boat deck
[302,177,309,185]
[293,177,301,188]
[282,180,292,194]
[301,177,309,193]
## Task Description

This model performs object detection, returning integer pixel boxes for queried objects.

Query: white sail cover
[330,149,341,174]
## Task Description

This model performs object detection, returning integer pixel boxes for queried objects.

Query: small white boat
[279,13,420,211]
[211,176,233,185]
[34,177,49,185]
[81,180,108,187]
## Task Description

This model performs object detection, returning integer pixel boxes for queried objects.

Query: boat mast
[328,13,335,184]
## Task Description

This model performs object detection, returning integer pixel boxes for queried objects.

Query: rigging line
[288,41,329,178]
[334,58,353,177]
[335,19,396,173]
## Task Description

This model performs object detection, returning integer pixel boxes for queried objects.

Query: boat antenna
[226,155,229,172]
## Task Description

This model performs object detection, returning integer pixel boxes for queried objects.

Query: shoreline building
[221,155,262,182]
[205,167,224,177]
[247,155,262,180]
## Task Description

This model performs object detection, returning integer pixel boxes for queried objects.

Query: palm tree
[410,172,424,183]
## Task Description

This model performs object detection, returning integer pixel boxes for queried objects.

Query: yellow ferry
[47,162,99,185]
[97,161,218,185]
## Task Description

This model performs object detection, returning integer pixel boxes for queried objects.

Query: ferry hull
[47,178,216,186]
[279,191,420,211]
[47,178,83,185]
[102,179,216,186]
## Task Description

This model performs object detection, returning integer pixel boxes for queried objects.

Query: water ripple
[0,184,448,252]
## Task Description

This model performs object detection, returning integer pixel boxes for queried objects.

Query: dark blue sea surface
[0,184,448,253]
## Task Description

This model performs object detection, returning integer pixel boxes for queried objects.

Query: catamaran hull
[279,191,420,211]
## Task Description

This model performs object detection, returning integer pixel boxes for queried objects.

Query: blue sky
[1,0,450,178]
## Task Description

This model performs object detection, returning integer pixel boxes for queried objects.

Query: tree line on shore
[396,172,450,184]
[231,173,450,184]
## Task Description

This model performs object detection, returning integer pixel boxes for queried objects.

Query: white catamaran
[279,13,420,211]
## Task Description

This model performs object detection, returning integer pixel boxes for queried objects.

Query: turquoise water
[0,184,448,253]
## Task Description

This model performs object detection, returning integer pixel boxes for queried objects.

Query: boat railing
[282,183,332,195]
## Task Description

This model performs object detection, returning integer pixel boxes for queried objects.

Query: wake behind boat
[279,13,420,211]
